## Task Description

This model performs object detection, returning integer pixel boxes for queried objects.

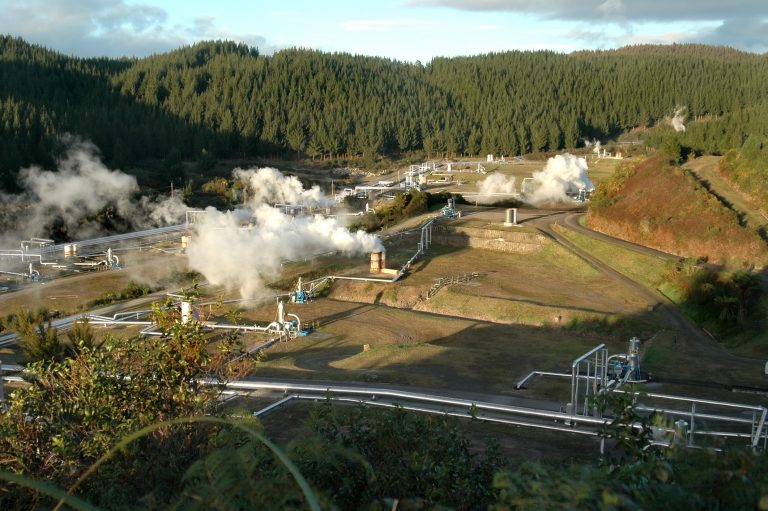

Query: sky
[1,0,766,61]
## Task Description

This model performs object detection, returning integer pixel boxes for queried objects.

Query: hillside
[587,157,768,266]
[3,36,768,188]
[570,43,764,61]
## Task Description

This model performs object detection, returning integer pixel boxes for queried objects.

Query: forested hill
[2,35,768,188]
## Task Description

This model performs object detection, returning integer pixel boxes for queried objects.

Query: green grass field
[553,223,674,289]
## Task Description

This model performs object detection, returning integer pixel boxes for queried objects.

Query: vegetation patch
[88,280,154,307]
[661,264,766,343]
[719,137,768,211]
[349,189,461,231]
[588,156,768,266]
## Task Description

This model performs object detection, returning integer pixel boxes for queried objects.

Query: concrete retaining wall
[433,225,547,253]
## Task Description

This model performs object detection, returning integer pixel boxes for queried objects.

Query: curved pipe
[286,313,301,332]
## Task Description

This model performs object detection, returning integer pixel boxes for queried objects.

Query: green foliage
[370,189,446,228]
[493,447,768,511]
[195,148,216,173]
[88,280,153,307]
[170,430,325,511]
[4,36,768,187]
[2,379,768,509]
[199,176,230,196]
[0,302,252,509]
[174,403,504,510]
[589,162,636,210]
[661,134,685,165]
[305,403,504,509]
[65,318,104,355]
[2,307,63,363]
[719,136,768,210]
[664,265,765,338]
[592,387,656,462]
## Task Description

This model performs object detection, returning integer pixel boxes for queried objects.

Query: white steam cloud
[473,173,517,204]
[584,138,601,153]
[187,167,383,298]
[234,167,333,208]
[525,153,594,205]
[670,106,686,132]
[0,140,186,241]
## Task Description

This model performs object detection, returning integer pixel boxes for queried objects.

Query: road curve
[538,212,765,375]
[562,213,681,261]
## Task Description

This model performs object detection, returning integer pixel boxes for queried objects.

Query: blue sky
[1,0,766,60]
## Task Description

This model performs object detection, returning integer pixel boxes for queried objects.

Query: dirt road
[524,210,766,388]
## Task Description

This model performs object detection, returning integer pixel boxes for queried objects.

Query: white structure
[504,208,518,227]
[181,301,193,324]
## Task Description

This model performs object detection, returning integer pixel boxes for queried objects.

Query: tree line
[2,35,768,189]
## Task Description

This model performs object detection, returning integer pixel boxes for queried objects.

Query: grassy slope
[557,222,768,358]
[587,157,768,267]
[552,224,674,290]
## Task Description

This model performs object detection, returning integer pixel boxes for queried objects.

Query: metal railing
[427,272,480,299]
[570,344,607,419]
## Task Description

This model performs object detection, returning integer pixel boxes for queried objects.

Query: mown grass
[555,223,768,356]
[425,289,611,327]
[553,224,674,289]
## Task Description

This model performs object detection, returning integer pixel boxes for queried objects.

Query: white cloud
[408,0,767,22]
[408,0,768,52]
[0,0,276,57]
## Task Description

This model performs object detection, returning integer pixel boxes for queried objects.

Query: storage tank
[370,251,386,273]
[504,208,518,226]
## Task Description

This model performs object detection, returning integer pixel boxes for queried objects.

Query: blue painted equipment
[441,198,458,218]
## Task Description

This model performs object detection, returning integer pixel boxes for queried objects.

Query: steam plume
[473,173,517,204]
[187,168,383,298]
[0,139,185,241]
[234,167,332,208]
[670,106,686,132]
[584,138,601,153]
[525,153,594,205]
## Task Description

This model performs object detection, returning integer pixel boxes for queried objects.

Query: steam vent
[370,251,386,273]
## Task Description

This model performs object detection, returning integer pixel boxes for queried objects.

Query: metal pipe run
[298,395,603,437]
[219,380,607,426]
[253,395,297,417]
[516,370,601,390]
[618,390,767,412]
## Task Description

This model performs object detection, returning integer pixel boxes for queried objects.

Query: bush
[664,265,765,337]
[89,281,153,307]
